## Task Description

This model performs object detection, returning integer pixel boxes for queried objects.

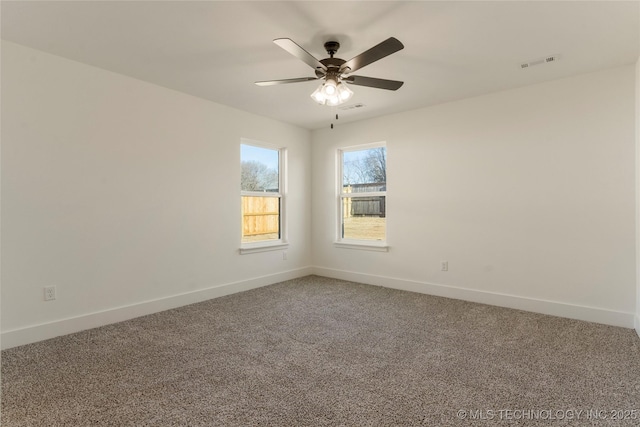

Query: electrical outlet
[282,251,288,261]
[440,261,448,272]
[44,286,56,301]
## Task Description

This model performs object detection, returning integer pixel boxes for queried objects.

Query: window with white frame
[240,140,286,250]
[338,143,387,246]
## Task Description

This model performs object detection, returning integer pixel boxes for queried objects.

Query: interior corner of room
[1,1,639,350]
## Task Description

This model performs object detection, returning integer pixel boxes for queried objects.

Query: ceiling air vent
[520,54,559,69]
[339,103,366,111]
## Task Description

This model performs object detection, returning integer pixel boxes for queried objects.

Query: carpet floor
[2,275,640,426]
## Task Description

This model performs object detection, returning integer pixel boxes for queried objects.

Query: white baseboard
[312,267,636,329]
[1,266,314,350]
[4,266,635,350]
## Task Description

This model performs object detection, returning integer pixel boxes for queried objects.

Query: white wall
[312,65,637,327]
[1,41,312,348]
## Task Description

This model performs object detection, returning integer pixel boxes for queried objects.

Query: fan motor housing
[316,57,347,77]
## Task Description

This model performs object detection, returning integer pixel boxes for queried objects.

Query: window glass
[340,145,387,242]
[241,196,280,242]
[341,196,386,240]
[241,144,279,192]
[241,143,282,244]
[343,147,386,187]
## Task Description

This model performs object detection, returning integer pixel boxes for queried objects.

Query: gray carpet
[3,275,640,426]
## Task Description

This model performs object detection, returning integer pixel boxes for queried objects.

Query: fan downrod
[324,41,340,57]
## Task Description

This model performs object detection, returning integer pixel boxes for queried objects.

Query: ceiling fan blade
[273,38,327,71]
[255,77,320,86]
[344,75,404,91]
[340,37,404,74]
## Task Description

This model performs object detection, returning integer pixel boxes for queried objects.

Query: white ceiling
[2,1,639,130]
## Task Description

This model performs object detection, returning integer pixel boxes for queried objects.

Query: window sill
[239,242,289,255]
[334,241,389,252]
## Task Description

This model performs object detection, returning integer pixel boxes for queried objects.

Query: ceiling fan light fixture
[310,86,325,104]
[326,94,341,107]
[311,80,353,106]
[337,82,353,102]
[322,77,338,96]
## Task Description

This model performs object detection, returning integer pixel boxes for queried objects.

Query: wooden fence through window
[242,196,279,238]
[342,184,386,218]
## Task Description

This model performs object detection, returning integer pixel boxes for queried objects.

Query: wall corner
[636,55,640,338]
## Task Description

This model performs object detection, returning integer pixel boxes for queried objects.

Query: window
[337,143,388,250]
[240,140,287,253]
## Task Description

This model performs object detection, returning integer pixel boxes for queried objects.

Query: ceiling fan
[255,37,404,107]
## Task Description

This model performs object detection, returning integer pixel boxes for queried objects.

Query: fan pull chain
[331,112,339,130]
